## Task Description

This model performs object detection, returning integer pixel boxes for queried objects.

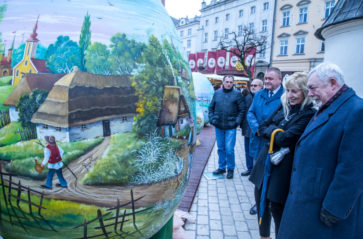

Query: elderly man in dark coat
[278,62,363,239]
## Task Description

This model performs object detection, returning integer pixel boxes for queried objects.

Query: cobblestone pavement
[184,129,275,239]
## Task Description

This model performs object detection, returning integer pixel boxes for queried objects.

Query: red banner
[216,50,227,72]
[244,47,256,78]
[196,52,205,70]
[206,51,216,73]
[188,53,197,72]
[228,48,241,70]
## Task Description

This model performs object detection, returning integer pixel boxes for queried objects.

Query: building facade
[272,0,337,74]
[175,0,276,78]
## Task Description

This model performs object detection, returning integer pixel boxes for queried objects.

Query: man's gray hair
[253,78,263,86]
[308,62,345,85]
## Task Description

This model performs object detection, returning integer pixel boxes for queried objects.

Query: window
[213,30,218,41]
[56,127,61,132]
[204,33,208,43]
[226,13,230,21]
[262,20,267,32]
[27,44,31,56]
[251,6,256,14]
[239,9,243,17]
[325,1,335,19]
[296,37,305,54]
[205,19,209,26]
[238,25,243,36]
[299,7,308,24]
[319,41,325,52]
[188,28,192,36]
[249,23,254,33]
[16,69,19,77]
[42,124,48,129]
[259,44,266,58]
[81,124,87,129]
[215,16,219,23]
[29,69,32,73]
[180,30,184,37]
[282,11,290,26]
[224,28,229,39]
[187,40,191,48]
[280,40,288,55]
[187,51,191,56]
[263,2,269,10]
[122,116,127,122]
[25,60,28,66]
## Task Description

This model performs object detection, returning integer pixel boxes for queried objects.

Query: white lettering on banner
[189,60,196,69]
[197,58,204,67]
[245,54,255,67]
[208,58,216,68]
[230,56,239,67]
[217,57,225,67]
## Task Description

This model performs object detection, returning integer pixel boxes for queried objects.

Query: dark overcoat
[249,104,315,204]
[240,93,253,137]
[278,88,363,239]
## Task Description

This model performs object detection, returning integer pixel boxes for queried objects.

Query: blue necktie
[269,91,273,98]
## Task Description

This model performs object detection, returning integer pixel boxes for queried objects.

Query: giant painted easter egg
[192,72,214,127]
[0,1,196,238]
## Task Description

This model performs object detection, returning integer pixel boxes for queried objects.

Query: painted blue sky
[0,0,182,52]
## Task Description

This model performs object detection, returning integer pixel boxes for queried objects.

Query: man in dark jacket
[278,62,363,239]
[209,75,244,179]
[241,79,263,177]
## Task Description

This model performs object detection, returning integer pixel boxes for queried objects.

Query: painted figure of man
[278,62,363,239]
[209,75,244,179]
[41,136,68,189]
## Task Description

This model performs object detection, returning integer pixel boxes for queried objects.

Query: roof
[315,0,363,40]
[1,57,11,66]
[31,70,138,127]
[31,58,50,73]
[3,73,65,107]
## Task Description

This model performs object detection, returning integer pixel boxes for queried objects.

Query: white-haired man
[278,62,363,239]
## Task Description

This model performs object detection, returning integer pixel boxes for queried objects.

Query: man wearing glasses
[247,68,284,215]
[209,75,244,179]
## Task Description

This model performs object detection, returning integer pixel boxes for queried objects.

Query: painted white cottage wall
[36,124,70,142]
[110,116,133,135]
[9,107,19,122]
[69,120,104,142]
[322,19,363,97]
[178,116,189,130]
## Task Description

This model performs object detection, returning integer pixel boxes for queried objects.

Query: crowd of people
[208,62,363,239]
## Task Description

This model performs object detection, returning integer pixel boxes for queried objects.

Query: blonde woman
[249,72,316,239]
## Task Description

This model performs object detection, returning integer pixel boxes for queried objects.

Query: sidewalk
[184,129,275,239]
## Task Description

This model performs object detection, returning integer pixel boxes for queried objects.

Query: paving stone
[210,230,224,239]
[210,219,222,230]
[197,224,210,236]
[197,215,209,225]
[238,231,252,239]
[223,225,237,236]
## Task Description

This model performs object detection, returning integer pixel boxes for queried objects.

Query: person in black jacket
[209,75,244,179]
[249,72,316,239]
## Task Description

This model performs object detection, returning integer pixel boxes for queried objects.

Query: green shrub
[0,85,15,111]
[0,76,12,86]
[0,121,23,146]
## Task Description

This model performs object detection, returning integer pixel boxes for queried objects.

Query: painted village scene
[0,0,197,238]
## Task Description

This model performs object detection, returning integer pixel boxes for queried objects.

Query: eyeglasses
[251,84,260,87]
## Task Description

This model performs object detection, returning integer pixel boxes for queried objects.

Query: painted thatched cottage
[3,73,65,122]
[31,69,137,142]
[158,86,191,137]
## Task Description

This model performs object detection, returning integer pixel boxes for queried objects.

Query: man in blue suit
[278,62,363,239]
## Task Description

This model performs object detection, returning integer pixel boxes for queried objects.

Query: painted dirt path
[9,137,189,208]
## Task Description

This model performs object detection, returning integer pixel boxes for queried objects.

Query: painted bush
[0,1,196,238]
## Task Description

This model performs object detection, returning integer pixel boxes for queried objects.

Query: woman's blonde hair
[281,72,314,120]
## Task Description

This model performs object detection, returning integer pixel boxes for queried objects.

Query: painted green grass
[0,184,170,239]
[82,133,143,185]
[0,76,12,86]
[0,121,23,146]
[2,138,103,180]
[0,84,15,111]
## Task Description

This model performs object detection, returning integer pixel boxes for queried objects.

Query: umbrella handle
[268,129,284,154]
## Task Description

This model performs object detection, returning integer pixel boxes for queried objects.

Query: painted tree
[79,12,91,71]
[12,43,47,67]
[16,89,48,128]
[109,33,145,75]
[219,25,267,82]
[0,4,7,54]
[84,42,112,75]
[131,35,174,136]
[45,35,82,73]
